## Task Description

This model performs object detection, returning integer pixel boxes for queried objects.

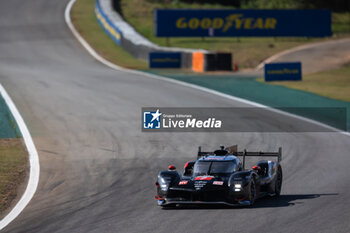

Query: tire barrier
[192,52,205,72]
[193,52,232,72]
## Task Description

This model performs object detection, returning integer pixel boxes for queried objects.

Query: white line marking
[65,0,350,137]
[0,84,40,230]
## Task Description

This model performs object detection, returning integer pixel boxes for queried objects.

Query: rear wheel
[274,165,283,196]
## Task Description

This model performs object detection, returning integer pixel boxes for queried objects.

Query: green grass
[71,0,147,69]
[121,0,350,68]
[260,63,350,102]
[0,139,27,213]
[333,12,350,35]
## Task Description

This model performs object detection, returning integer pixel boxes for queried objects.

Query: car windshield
[193,161,237,176]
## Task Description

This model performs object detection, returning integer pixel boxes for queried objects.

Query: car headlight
[159,177,171,191]
[234,183,242,191]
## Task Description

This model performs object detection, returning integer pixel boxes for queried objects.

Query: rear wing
[198,145,282,170]
[197,145,238,158]
[237,147,282,170]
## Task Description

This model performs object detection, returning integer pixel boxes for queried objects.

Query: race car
[155,145,282,207]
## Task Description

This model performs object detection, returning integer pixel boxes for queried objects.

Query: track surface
[1,0,350,232]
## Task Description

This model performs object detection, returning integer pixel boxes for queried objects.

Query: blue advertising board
[155,9,331,37]
[149,52,182,68]
[265,62,302,81]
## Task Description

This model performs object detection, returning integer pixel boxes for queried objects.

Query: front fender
[157,170,180,196]
[228,171,258,200]
[228,171,252,188]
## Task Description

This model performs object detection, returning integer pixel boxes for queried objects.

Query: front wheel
[248,179,256,205]
[274,165,283,197]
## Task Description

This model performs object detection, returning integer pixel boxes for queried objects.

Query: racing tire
[274,165,283,197]
[248,178,257,206]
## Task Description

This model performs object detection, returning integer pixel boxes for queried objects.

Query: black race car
[155,145,282,207]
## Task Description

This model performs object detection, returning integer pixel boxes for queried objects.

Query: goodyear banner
[155,9,331,37]
[149,52,182,68]
[265,62,302,81]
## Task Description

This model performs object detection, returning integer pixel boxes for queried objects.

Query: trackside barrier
[95,0,203,68]
[205,54,216,71]
[216,53,232,71]
[192,52,204,72]
[95,0,122,45]
[192,52,233,72]
[149,52,182,68]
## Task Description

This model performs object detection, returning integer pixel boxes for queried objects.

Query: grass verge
[71,0,147,69]
[0,138,28,214]
[261,63,350,102]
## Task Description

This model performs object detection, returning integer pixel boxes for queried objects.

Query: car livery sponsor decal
[179,180,188,185]
[194,180,208,190]
[213,181,224,185]
[194,176,213,181]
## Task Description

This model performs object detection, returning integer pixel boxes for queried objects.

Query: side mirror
[183,161,195,176]
[168,165,176,171]
[251,165,261,171]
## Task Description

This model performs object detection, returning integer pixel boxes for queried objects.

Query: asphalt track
[1,0,350,232]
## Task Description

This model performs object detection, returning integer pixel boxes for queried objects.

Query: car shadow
[161,193,338,210]
[252,193,338,208]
